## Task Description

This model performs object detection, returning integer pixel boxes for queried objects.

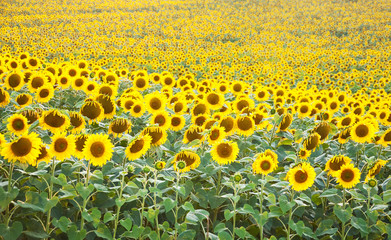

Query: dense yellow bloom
[172,150,201,173]
[336,163,361,189]
[125,134,152,161]
[49,133,75,161]
[1,132,42,166]
[211,140,239,165]
[253,155,277,175]
[287,162,316,191]
[7,114,29,135]
[83,134,114,167]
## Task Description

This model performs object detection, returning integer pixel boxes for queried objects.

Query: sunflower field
[0,0,391,239]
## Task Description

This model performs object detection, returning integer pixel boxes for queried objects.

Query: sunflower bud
[368,178,377,187]
[176,160,186,170]
[128,165,135,173]
[143,166,150,173]
[155,161,166,171]
[233,173,242,183]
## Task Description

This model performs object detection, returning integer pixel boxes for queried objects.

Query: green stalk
[232,183,237,240]
[259,176,265,240]
[174,171,181,240]
[46,157,56,239]
[287,190,294,240]
[154,171,160,240]
[341,189,346,240]
[80,160,91,231]
[365,186,371,240]
[113,158,127,239]
[5,161,14,227]
[139,173,148,240]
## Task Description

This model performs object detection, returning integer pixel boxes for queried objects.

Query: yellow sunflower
[83,134,114,167]
[298,148,310,160]
[170,115,186,131]
[40,109,70,134]
[15,93,33,109]
[36,84,54,103]
[96,94,116,119]
[69,111,86,133]
[211,140,239,165]
[49,133,75,161]
[236,116,255,136]
[365,160,387,182]
[297,102,311,119]
[287,162,316,191]
[350,120,375,143]
[303,133,321,152]
[7,114,29,135]
[278,113,293,132]
[208,126,226,144]
[336,163,361,189]
[36,144,52,164]
[0,87,10,107]
[325,155,352,177]
[183,126,204,144]
[313,121,331,141]
[205,92,224,110]
[380,129,391,147]
[80,100,104,123]
[130,100,146,118]
[145,92,167,114]
[219,116,236,136]
[0,133,6,148]
[74,134,88,159]
[151,111,171,130]
[172,150,201,173]
[125,134,152,161]
[108,118,131,137]
[28,73,47,93]
[338,128,351,144]
[133,76,149,91]
[0,132,42,166]
[4,71,24,91]
[142,127,167,146]
[252,154,278,175]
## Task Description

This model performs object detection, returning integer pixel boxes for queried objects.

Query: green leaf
[0,221,23,240]
[383,190,391,203]
[214,222,226,233]
[75,182,94,200]
[0,187,19,210]
[23,230,49,239]
[115,198,125,208]
[218,230,231,240]
[178,230,196,240]
[351,216,369,236]
[104,212,114,223]
[265,193,276,205]
[128,225,144,238]
[44,197,59,212]
[120,218,133,231]
[259,211,268,226]
[52,173,67,186]
[224,209,234,221]
[145,208,158,224]
[242,204,255,214]
[234,227,247,239]
[94,223,113,240]
[319,188,338,198]
[333,205,352,224]
[183,202,195,212]
[52,216,71,233]
[315,219,338,236]
[163,198,176,212]
[279,195,295,213]
[268,205,283,218]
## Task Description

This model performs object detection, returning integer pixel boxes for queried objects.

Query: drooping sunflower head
[98,83,117,98]
[170,115,186,131]
[69,111,86,133]
[365,160,387,182]
[21,109,40,124]
[211,140,239,165]
[278,113,293,132]
[338,128,351,144]
[74,134,88,159]
[232,98,255,114]
[219,116,236,136]
[0,87,10,107]
[183,126,204,145]
[125,134,152,161]
[83,134,114,167]
[336,163,361,189]
[15,93,33,109]
[96,94,116,119]
[313,121,331,141]
[142,127,167,146]
[0,132,42,166]
[172,150,201,173]
[40,109,70,134]
[7,114,29,135]
[236,116,255,136]
[36,144,52,164]
[49,133,75,161]
[287,162,316,191]
[253,154,278,176]
[109,118,131,137]
[80,100,104,123]
[303,133,321,152]
[325,155,352,177]
[350,120,375,143]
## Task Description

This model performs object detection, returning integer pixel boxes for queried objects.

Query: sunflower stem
[113,157,128,239]
[365,185,371,240]
[287,190,294,240]
[259,175,265,240]
[45,157,56,239]
[232,182,237,240]
[80,160,91,231]
[5,161,14,227]
[174,171,181,240]
[153,170,161,240]
[341,188,346,240]
[139,173,148,240]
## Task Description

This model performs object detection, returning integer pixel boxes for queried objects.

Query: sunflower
[380,129,391,147]
[151,111,171,130]
[183,126,204,144]
[83,134,114,167]
[232,98,255,114]
[365,160,388,182]
[72,77,86,91]
[74,134,88,159]
[21,109,40,124]
[7,114,29,135]
[133,76,149,91]
[350,120,375,143]
[205,92,224,110]
[192,114,208,127]
[96,94,116,119]
[58,76,71,89]
[142,127,167,146]
[36,84,54,103]
[145,92,167,113]
[15,93,33,109]
[130,101,146,118]
[236,116,255,136]
[298,148,310,160]
[208,126,226,144]
[150,73,162,84]
[26,57,41,70]
[4,71,24,91]
[254,89,270,101]
[337,115,354,129]
[313,121,331,141]
[108,118,131,137]
[69,111,86,133]
[287,162,316,191]
[303,133,321,152]
[338,128,351,144]
[36,144,52,164]
[48,133,75,161]
[1,132,42,166]
[172,100,188,115]
[336,163,361,189]
[0,133,6,148]
[211,140,239,165]
[219,116,236,136]
[28,73,47,92]
[84,81,98,95]
[253,154,278,175]
[297,103,311,119]
[162,75,176,88]
[278,113,293,132]
[40,109,70,133]
[98,83,117,98]
[121,97,135,112]
[0,87,10,107]
[125,134,152,161]
[191,102,209,116]
[325,155,352,177]
[172,150,201,173]
[80,100,104,123]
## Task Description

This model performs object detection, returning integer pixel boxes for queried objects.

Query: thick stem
[5,162,15,227]
[174,171,181,240]
[113,159,127,239]
[287,191,294,240]
[232,184,237,240]
[80,160,91,231]
[46,157,56,239]
[154,171,160,240]
[259,176,264,240]
[341,189,346,240]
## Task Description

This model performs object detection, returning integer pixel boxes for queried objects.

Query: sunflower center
[236,100,249,111]
[329,157,345,171]
[97,95,114,114]
[237,117,252,131]
[54,138,68,152]
[155,115,166,126]
[147,129,163,144]
[164,77,172,85]
[220,118,234,132]
[0,90,6,102]
[39,89,50,98]
[81,102,102,119]
[21,110,39,124]
[300,105,309,113]
[75,136,88,152]
[207,93,219,105]
[87,84,95,91]
[17,94,29,105]
[29,59,38,66]
[44,111,66,127]
[171,117,181,126]
[193,104,206,116]
[217,143,232,158]
[150,98,162,110]
[136,78,146,88]
[129,139,144,153]
[384,131,391,142]
[260,160,271,170]
[37,146,48,160]
[233,83,242,92]
[99,86,113,96]
[31,77,44,89]
[174,103,183,113]
[70,114,83,128]
[11,138,32,157]
[75,78,84,87]
[90,142,105,158]
[111,120,129,133]
[341,169,354,182]
[294,170,308,183]
[69,69,77,77]
[12,119,25,130]
[355,124,369,137]
[210,130,220,140]
[341,118,351,126]
[186,128,202,142]
[60,77,68,84]
[133,105,141,113]
[9,74,21,87]
[258,91,265,98]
